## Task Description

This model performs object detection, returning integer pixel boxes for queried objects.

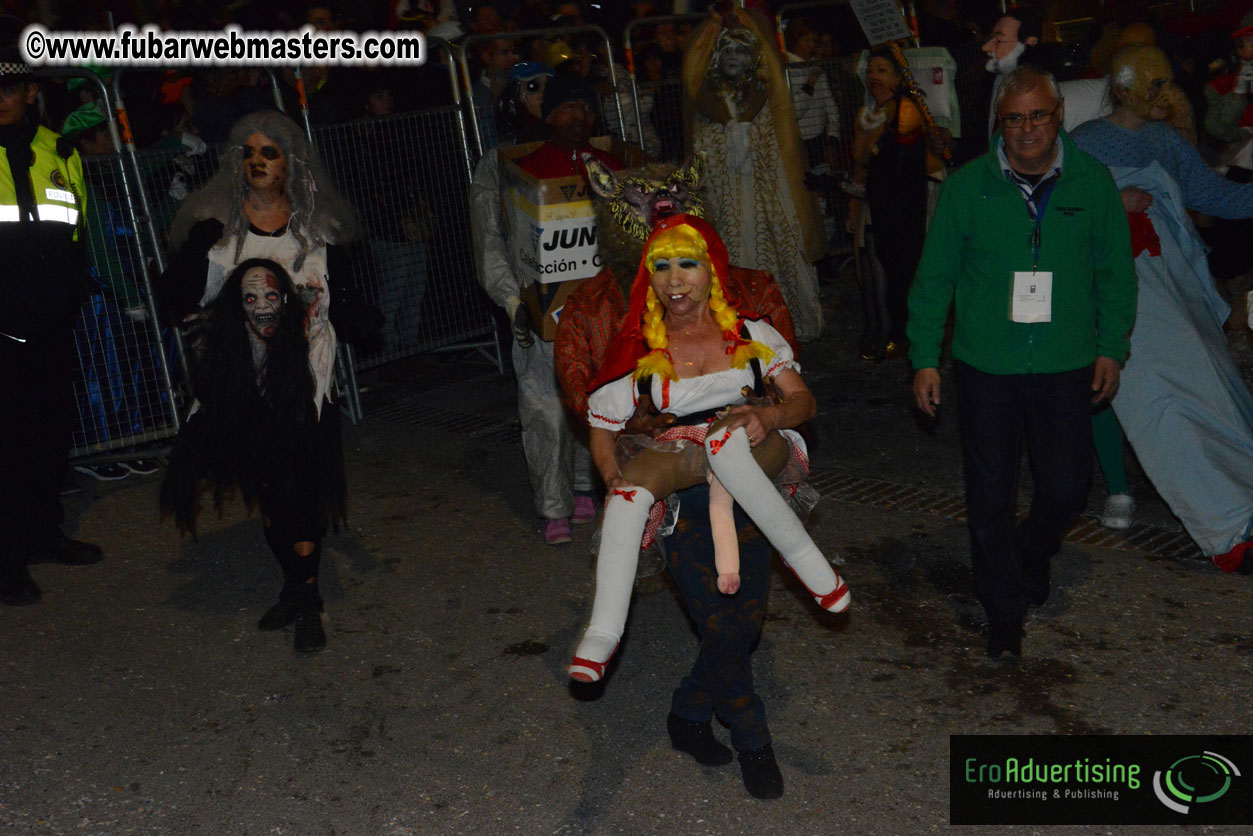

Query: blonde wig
[635,223,774,382]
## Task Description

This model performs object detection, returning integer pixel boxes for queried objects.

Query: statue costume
[682,8,826,342]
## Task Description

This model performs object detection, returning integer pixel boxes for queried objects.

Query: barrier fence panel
[622,13,707,160]
[313,105,497,372]
[25,68,188,463]
[71,150,183,459]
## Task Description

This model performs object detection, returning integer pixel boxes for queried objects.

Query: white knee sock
[704,426,849,612]
[572,486,657,672]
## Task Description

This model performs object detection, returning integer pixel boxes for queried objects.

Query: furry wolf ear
[583,153,619,200]
[677,154,704,190]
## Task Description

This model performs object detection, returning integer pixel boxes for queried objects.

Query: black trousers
[666,484,772,753]
[0,330,74,569]
[956,361,1094,628]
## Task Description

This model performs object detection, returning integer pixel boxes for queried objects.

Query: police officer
[0,47,103,605]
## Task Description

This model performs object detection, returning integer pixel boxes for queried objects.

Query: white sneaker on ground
[1100,493,1135,529]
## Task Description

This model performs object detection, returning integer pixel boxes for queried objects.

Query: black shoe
[293,597,327,653]
[28,532,103,566]
[987,624,1023,660]
[257,594,301,631]
[122,459,161,476]
[668,713,733,766]
[738,743,784,799]
[0,566,41,606]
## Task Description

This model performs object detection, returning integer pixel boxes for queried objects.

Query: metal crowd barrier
[26,69,185,463]
[622,13,705,159]
[313,104,496,372]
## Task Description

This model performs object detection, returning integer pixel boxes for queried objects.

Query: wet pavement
[2,268,1251,835]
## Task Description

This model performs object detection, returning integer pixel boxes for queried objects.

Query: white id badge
[1011,271,1053,323]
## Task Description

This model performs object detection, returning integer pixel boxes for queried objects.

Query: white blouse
[588,318,798,432]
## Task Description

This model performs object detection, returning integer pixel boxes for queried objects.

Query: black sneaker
[293,598,327,653]
[738,743,784,799]
[0,565,41,606]
[668,713,733,766]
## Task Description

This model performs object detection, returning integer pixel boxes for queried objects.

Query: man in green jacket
[906,67,1136,660]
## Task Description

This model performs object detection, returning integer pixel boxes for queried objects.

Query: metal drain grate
[372,392,1202,562]
[809,468,1202,562]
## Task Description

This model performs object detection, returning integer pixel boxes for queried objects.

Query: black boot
[667,713,733,766]
[738,743,784,799]
[27,531,103,565]
[259,530,313,630]
[292,585,327,653]
[257,588,301,630]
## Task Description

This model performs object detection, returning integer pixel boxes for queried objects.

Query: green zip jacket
[906,130,1136,374]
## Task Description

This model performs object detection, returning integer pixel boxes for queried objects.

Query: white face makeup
[718,43,753,78]
[241,266,283,339]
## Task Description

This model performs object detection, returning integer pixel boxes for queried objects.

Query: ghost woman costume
[682,8,826,342]
[568,215,848,683]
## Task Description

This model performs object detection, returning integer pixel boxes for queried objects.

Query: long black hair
[194,257,314,426]
[162,258,330,533]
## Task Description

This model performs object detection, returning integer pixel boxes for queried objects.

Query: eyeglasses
[998,106,1060,129]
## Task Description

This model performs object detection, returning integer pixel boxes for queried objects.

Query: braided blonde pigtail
[635,286,677,381]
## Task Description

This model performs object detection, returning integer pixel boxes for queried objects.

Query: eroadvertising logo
[950,736,1252,825]
[1153,751,1241,814]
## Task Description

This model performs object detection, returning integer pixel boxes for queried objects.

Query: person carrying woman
[160,111,378,652]
[569,214,849,679]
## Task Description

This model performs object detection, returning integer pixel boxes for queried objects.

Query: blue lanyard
[1026,175,1058,270]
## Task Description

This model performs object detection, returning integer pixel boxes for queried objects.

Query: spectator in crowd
[468,1,508,35]
[684,5,826,341]
[784,18,841,170]
[0,46,104,606]
[468,74,624,545]
[908,67,1137,660]
[1201,24,1253,282]
[636,42,683,161]
[59,103,166,482]
[389,0,461,37]
[471,37,522,149]
[1072,44,1253,573]
[846,47,934,362]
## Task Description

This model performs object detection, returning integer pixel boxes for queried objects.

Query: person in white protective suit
[468,72,626,544]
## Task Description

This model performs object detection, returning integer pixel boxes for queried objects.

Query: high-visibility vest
[0,124,85,241]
